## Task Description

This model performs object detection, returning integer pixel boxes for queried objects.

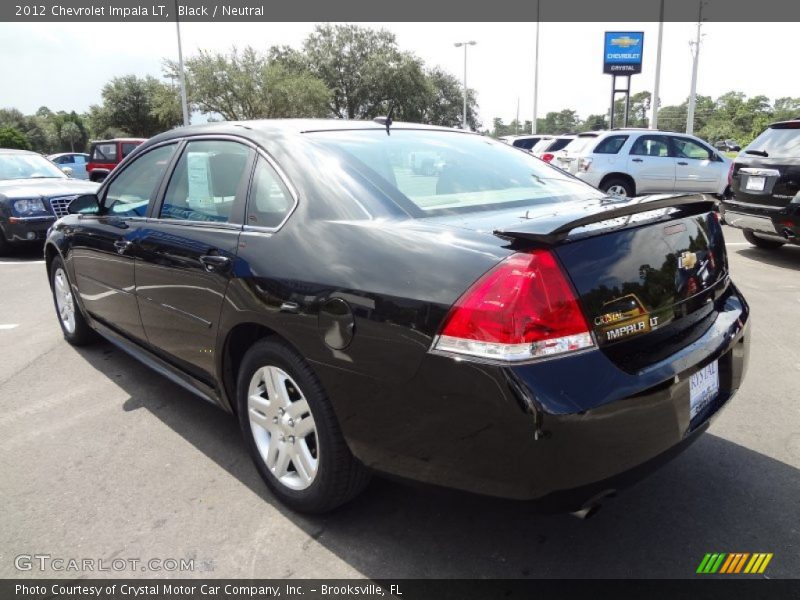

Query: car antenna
[373,102,396,135]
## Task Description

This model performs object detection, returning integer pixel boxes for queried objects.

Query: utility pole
[175,0,190,127]
[454,41,477,130]
[651,0,664,129]
[532,0,540,134]
[686,1,704,135]
[516,97,520,134]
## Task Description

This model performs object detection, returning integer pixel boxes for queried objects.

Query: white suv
[561,130,732,197]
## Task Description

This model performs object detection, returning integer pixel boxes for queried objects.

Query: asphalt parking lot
[0,225,798,579]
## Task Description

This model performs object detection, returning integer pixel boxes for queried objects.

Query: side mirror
[68,194,101,215]
[61,166,74,177]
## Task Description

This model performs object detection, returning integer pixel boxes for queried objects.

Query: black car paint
[45,121,750,505]
[0,176,99,246]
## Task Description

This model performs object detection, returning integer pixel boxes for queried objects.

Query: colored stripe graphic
[699,553,773,574]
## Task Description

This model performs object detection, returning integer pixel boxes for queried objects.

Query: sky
[0,21,795,128]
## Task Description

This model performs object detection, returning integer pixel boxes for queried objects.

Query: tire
[50,256,97,346]
[744,229,785,250]
[601,177,635,198]
[237,338,370,513]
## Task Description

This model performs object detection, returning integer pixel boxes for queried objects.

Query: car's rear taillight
[431,250,594,363]
[579,157,592,172]
[541,153,555,163]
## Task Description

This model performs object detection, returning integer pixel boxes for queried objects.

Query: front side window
[104,144,176,217]
[160,140,251,223]
[672,137,712,160]
[630,135,670,157]
[594,135,629,155]
[307,130,601,217]
[92,143,117,162]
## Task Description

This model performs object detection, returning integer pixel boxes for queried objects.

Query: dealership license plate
[689,360,719,420]
[745,175,766,191]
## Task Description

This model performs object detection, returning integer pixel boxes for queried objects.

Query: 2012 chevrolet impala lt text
[44,120,749,513]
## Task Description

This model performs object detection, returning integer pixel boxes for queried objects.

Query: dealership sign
[603,31,644,74]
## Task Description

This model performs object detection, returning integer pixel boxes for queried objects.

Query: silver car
[563,130,732,197]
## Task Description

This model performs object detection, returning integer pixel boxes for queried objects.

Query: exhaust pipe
[570,489,617,520]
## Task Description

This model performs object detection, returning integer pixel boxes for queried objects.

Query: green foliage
[0,126,31,150]
[91,75,182,137]
[0,107,89,153]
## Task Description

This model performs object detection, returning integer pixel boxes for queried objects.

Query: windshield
[0,153,66,180]
[744,125,800,158]
[307,129,601,217]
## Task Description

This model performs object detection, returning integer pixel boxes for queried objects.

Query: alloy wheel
[247,366,319,490]
[53,267,76,334]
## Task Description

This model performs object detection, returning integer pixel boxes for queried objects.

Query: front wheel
[237,339,370,513]
[744,229,785,250]
[50,256,97,345]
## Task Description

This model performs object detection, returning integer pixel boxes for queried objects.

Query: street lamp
[454,41,477,130]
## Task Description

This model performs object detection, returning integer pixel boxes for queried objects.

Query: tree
[418,67,479,130]
[581,114,609,131]
[60,121,81,152]
[167,46,331,120]
[536,109,579,134]
[0,126,30,150]
[95,75,182,137]
[612,91,651,128]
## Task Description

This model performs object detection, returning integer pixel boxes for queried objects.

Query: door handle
[632,158,643,163]
[114,240,133,255]
[199,255,231,272]
[677,161,689,166]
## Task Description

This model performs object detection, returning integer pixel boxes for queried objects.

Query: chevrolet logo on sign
[610,36,641,48]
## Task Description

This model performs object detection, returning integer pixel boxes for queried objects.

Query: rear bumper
[334,284,749,505]
[721,200,800,244]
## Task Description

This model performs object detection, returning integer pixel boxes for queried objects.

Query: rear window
[91,143,117,162]
[563,135,598,154]
[307,130,600,217]
[744,125,800,158]
[593,135,629,154]
[512,138,539,150]
[545,138,573,152]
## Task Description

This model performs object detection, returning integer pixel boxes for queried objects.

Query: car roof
[90,137,148,143]
[0,148,37,155]
[48,152,88,158]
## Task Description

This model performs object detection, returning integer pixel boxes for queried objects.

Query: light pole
[454,41,476,130]
[175,0,190,127]
[532,0,540,134]
[686,0,705,135]
[651,0,664,129]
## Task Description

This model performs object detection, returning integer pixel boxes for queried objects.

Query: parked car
[0,149,98,254]
[499,135,550,151]
[45,120,749,514]
[713,139,741,152]
[568,129,732,197]
[48,152,90,179]
[552,132,602,172]
[531,135,576,163]
[720,118,800,249]
[86,138,146,182]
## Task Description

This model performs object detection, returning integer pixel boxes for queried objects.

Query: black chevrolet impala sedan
[44,120,750,513]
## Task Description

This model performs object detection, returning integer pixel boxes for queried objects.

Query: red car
[86,138,146,182]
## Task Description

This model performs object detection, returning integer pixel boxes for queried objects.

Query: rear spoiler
[493,195,717,245]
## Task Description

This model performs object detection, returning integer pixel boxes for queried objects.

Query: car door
[70,143,179,342]
[670,136,721,193]
[626,134,676,193]
[134,138,255,384]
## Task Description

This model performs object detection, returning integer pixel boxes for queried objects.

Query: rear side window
[513,138,538,150]
[160,140,251,223]
[246,157,294,228]
[307,130,601,217]
[630,135,670,157]
[593,135,629,154]
[91,143,117,162]
[744,125,800,158]
[121,142,139,158]
[546,138,572,152]
[104,144,177,217]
